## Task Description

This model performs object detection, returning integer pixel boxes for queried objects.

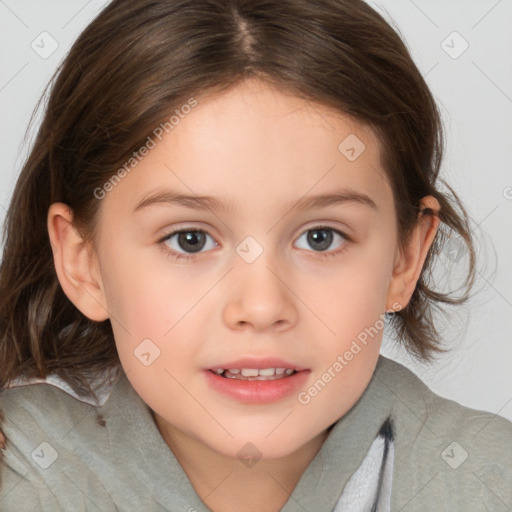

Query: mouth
[209,367,298,381]
[204,358,309,403]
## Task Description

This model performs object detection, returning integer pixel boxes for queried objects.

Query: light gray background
[1,0,511,421]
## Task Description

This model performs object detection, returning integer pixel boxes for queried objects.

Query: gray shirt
[1,355,511,511]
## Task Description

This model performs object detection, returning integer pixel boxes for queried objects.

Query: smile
[210,368,297,380]
[205,360,309,403]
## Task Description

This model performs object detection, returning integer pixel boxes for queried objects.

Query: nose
[222,255,299,333]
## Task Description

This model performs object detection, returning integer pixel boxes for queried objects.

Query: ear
[47,202,109,322]
[386,196,441,311]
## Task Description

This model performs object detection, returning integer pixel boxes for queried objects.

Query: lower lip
[204,370,310,403]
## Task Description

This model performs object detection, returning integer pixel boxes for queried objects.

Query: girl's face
[81,79,414,459]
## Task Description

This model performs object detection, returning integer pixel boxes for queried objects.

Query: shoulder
[376,356,512,511]
[1,377,99,430]
[1,374,205,511]
[377,355,512,441]
[0,374,129,511]
[0,373,119,471]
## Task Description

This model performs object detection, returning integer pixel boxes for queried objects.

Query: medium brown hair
[0,0,475,397]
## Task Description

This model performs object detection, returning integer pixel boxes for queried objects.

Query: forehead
[180,78,382,168]
[103,78,392,217]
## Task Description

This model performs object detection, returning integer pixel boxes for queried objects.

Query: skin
[48,78,440,511]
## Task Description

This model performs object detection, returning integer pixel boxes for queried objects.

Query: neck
[154,415,329,512]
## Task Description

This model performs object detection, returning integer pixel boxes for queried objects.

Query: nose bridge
[222,239,298,331]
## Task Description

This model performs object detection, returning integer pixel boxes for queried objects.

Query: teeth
[258,368,276,376]
[212,367,296,379]
[241,368,259,377]
[238,368,292,377]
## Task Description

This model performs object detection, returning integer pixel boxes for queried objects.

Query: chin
[209,428,317,462]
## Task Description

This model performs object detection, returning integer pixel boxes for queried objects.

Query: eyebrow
[133,188,378,213]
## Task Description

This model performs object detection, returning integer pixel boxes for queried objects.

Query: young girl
[1,0,511,510]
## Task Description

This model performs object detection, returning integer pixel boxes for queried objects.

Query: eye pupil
[307,229,333,251]
[178,231,206,253]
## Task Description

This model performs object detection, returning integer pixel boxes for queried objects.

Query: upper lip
[207,358,308,371]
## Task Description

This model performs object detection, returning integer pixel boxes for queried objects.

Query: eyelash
[158,225,351,262]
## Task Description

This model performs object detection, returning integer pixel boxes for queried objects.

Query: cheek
[99,242,210,336]
[102,259,205,422]
[292,236,394,402]
[97,249,203,387]
[295,262,389,422]
[300,244,393,337]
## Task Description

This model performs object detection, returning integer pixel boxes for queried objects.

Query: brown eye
[295,227,346,252]
[307,228,333,251]
[163,229,217,255]
[177,231,207,253]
